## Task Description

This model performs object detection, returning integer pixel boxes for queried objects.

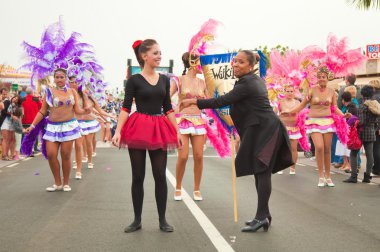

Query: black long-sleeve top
[122,74,173,115]
[197,72,273,135]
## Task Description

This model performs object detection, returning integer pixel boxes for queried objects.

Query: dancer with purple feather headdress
[20,17,100,192]
[24,68,91,192]
[69,75,113,180]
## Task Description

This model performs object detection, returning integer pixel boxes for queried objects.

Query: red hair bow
[132,40,143,49]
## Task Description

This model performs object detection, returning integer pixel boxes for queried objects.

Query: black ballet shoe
[159,220,174,232]
[245,215,272,226]
[124,222,142,233]
[241,218,269,233]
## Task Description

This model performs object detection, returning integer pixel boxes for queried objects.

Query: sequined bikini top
[310,88,333,106]
[179,78,206,100]
[46,87,75,108]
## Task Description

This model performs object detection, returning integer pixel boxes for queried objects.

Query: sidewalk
[0,154,37,169]
[297,152,380,184]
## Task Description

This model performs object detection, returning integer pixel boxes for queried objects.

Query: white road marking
[296,163,306,167]
[7,163,19,168]
[23,157,33,161]
[166,169,234,252]
[35,153,42,156]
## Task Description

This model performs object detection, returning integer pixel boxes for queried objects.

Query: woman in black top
[112,39,181,233]
[353,85,379,183]
[181,50,293,232]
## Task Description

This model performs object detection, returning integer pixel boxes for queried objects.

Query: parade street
[1,145,380,252]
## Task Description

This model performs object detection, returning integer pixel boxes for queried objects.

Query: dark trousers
[372,133,380,173]
[351,142,374,176]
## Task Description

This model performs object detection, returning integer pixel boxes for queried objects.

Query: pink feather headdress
[188,19,221,57]
[266,49,306,100]
[302,33,366,78]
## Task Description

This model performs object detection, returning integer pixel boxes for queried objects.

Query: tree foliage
[256,45,290,69]
[347,0,380,9]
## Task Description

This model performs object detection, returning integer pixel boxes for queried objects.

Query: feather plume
[258,50,267,78]
[188,19,221,55]
[204,109,231,157]
[21,118,47,158]
[296,109,311,151]
[302,33,366,77]
[266,49,306,99]
[331,106,349,144]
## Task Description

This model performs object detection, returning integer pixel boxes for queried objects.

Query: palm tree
[348,0,380,9]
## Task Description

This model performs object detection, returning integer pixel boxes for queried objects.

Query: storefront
[0,64,32,92]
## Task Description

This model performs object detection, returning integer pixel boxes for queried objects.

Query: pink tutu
[120,112,178,150]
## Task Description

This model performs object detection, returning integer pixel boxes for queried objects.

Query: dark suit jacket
[197,72,293,176]
[197,72,273,136]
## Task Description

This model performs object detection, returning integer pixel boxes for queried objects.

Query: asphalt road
[1,145,380,252]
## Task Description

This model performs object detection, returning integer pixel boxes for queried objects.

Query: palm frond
[348,0,380,9]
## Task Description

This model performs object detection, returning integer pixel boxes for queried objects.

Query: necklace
[55,85,66,91]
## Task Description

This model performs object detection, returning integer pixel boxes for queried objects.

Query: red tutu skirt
[120,112,178,150]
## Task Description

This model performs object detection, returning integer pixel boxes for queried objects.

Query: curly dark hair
[361,85,374,98]
[341,91,352,102]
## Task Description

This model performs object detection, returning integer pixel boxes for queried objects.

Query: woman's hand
[24,127,32,134]
[180,98,196,111]
[84,106,92,114]
[112,131,121,147]
[177,132,183,149]
[344,112,352,119]
[280,110,290,116]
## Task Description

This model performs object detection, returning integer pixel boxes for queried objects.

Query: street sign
[366,44,380,59]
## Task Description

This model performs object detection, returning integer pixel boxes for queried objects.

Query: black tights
[254,167,272,220]
[128,148,168,224]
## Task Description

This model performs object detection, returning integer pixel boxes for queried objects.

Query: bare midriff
[279,99,300,127]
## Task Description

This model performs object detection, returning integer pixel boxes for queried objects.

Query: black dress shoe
[124,222,141,233]
[343,176,357,183]
[245,216,272,226]
[241,219,269,232]
[159,222,174,232]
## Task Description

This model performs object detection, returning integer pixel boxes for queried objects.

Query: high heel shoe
[193,191,203,201]
[245,215,272,226]
[174,190,182,201]
[324,177,335,187]
[241,218,269,232]
[317,177,326,187]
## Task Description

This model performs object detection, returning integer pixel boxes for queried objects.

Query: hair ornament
[132,40,143,49]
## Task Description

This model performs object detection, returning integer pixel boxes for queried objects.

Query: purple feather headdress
[20,17,94,89]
